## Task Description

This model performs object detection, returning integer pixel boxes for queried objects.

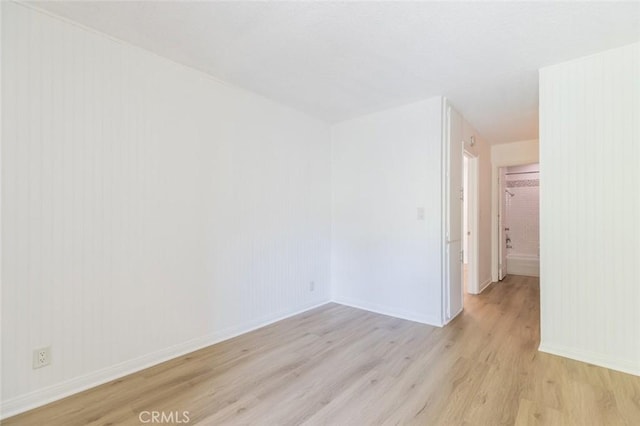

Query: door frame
[491,160,539,282]
[498,167,508,280]
[441,101,464,325]
[463,150,480,294]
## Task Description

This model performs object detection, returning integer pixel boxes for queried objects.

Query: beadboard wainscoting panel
[1,2,331,415]
[539,42,640,375]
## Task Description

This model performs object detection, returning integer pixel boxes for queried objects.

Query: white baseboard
[507,256,539,277]
[539,342,639,377]
[477,277,493,294]
[468,277,493,295]
[442,306,463,325]
[332,296,443,327]
[0,299,331,419]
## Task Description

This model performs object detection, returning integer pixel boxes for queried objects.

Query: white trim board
[539,343,640,377]
[506,258,540,277]
[332,297,443,328]
[463,151,480,295]
[442,306,463,326]
[474,278,493,295]
[0,300,332,419]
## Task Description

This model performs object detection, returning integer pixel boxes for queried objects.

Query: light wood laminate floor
[4,275,640,425]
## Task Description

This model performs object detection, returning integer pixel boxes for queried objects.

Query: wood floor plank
[4,275,640,425]
[514,399,565,426]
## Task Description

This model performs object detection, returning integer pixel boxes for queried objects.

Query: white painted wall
[490,139,539,281]
[491,139,539,166]
[1,2,331,416]
[331,98,444,325]
[331,98,493,322]
[539,42,640,376]
[0,0,4,409]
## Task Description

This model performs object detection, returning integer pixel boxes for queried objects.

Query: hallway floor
[5,275,640,425]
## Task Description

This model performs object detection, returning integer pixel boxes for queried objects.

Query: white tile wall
[505,171,539,257]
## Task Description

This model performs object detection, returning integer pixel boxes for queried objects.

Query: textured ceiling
[29,1,640,143]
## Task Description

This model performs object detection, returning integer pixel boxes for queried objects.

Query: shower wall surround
[505,164,539,276]
[506,168,539,256]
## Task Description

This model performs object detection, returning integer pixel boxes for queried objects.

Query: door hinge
[460,187,464,201]
[460,250,464,263]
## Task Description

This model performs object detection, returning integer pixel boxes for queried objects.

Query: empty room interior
[1,1,640,425]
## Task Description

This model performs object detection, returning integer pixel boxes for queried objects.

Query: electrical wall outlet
[33,346,51,369]
[309,281,315,292]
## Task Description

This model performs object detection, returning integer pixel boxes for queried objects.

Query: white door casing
[443,103,464,323]
[463,151,479,294]
[499,168,508,280]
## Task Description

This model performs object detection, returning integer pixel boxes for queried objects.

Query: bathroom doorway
[498,163,540,278]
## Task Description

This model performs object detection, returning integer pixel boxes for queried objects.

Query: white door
[445,106,464,321]
[464,153,479,294]
[498,168,508,280]
[463,156,469,265]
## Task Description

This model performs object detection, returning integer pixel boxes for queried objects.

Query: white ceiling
[29,1,640,143]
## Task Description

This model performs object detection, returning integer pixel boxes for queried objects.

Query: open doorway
[463,152,479,294]
[498,163,540,279]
